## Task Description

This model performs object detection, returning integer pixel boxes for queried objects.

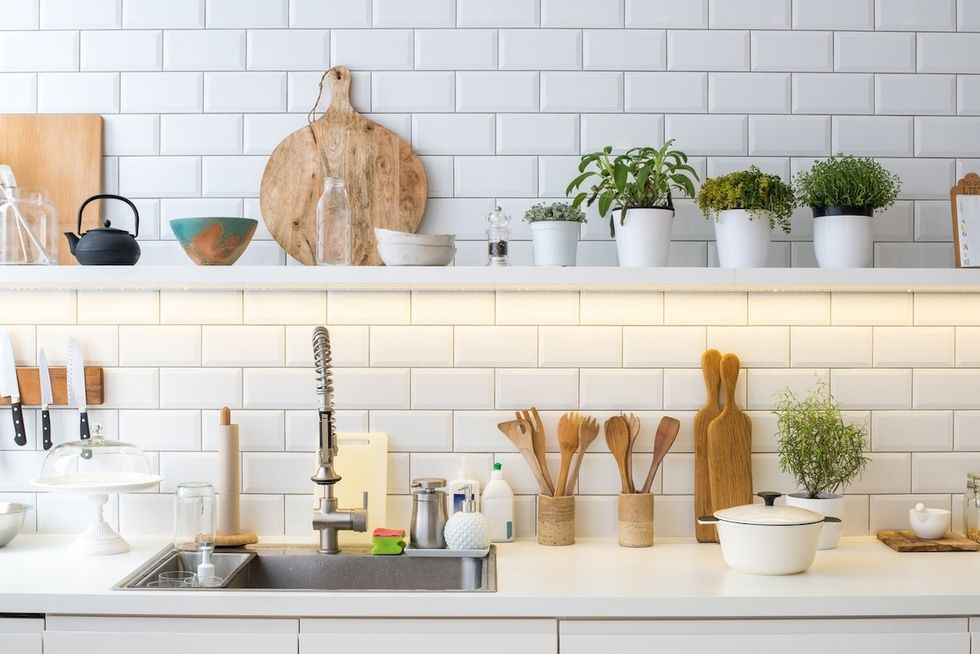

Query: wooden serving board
[0,367,104,406]
[0,114,103,265]
[312,433,388,546]
[706,353,752,521]
[260,67,427,266]
[877,530,979,552]
[694,349,722,543]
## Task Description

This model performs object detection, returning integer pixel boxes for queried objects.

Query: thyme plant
[793,154,901,212]
[522,202,586,223]
[695,165,794,232]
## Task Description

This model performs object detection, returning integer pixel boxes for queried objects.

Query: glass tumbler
[316,177,352,266]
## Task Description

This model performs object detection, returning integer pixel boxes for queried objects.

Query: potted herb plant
[696,166,794,268]
[774,382,870,550]
[523,201,586,267]
[793,154,901,268]
[566,140,698,267]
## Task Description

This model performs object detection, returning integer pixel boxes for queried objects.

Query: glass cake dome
[36,423,158,492]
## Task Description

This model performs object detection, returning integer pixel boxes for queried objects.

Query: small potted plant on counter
[523,201,586,266]
[566,139,699,267]
[696,166,794,268]
[793,154,901,268]
[774,382,869,550]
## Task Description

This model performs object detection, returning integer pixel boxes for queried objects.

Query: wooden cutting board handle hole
[308,66,353,125]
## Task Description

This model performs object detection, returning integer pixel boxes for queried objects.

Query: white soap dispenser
[446,458,480,515]
[482,462,515,542]
[443,484,492,551]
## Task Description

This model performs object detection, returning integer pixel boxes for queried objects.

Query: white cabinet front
[0,618,43,654]
[44,616,298,654]
[301,619,556,654]
[561,618,971,654]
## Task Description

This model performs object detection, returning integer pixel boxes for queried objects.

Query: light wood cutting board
[694,349,722,543]
[877,530,979,552]
[706,353,753,520]
[311,433,388,546]
[0,114,103,265]
[260,67,427,266]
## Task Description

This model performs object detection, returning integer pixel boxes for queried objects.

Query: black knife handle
[11,402,26,447]
[80,411,91,440]
[41,409,51,450]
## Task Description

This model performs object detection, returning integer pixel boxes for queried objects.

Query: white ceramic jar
[614,207,673,267]
[713,209,772,268]
[529,220,580,266]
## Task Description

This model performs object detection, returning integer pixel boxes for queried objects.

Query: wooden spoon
[497,419,551,495]
[604,416,632,494]
[555,412,582,497]
[640,416,681,494]
[517,407,554,497]
[565,415,599,496]
[624,412,640,493]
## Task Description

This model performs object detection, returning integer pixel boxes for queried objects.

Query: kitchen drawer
[44,616,298,654]
[0,617,42,654]
[561,618,970,654]
[300,619,556,654]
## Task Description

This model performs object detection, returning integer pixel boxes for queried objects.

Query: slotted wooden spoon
[604,416,632,494]
[555,412,582,497]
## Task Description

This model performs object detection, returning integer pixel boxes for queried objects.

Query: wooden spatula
[706,353,753,516]
[640,416,680,494]
[565,415,599,496]
[497,418,552,496]
[555,412,581,497]
[624,412,640,493]
[694,349,723,542]
[604,416,632,494]
[518,407,554,497]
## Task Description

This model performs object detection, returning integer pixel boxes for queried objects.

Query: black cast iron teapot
[65,194,141,265]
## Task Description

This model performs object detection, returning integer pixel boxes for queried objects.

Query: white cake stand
[33,473,163,555]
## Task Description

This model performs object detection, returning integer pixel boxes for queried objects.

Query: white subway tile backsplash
[456,72,538,113]
[327,291,409,324]
[541,0,622,27]
[918,34,980,73]
[873,327,954,368]
[877,75,955,116]
[415,29,496,70]
[915,293,980,325]
[496,291,578,325]
[207,0,286,28]
[412,114,494,155]
[709,0,788,28]
[625,72,706,113]
[332,368,410,409]
[748,293,830,325]
[581,114,665,152]
[667,30,749,72]
[622,327,704,368]
[497,114,580,155]
[243,369,315,410]
[40,0,120,28]
[0,73,37,113]
[913,452,980,493]
[102,368,159,409]
[121,72,202,113]
[831,369,911,409]
[243,291,326,325]
[119,326,200,366]
[709,73,789,114]
[290,0,370,27]
[457,0,538,27]
[706,327,789,367]
[541,72,623,113]
[583,30,665,71]
[331,29,414,71]
[119,410,201,451]
[372,0,453,27]
[160,115,242,156]
[794,0,873,28]
[916,117,980,157]
[835,32,915,73]
[958,76,980,115]
[664,292,747,325]
[749,116,829,156]
[286,325,367,368]
[454,156,537,197]
[752,31,832,72]
[792,73,873,115]
[38,73,119,113]
[413,369,493,409]
[202,409,283,451]
[36,326,116,366]
[833,116,914,157]
[123,0,203,28]
[370,326,452,367]
[791,326,872,367]
[914,370,980,409]
[160,291,242,324]
[496,369,577,409]
[201,156,266,198]
[247,29,328,71]
[371,72,453,113]
[160,368,242,409]
[665,115,747,156]
[203,326,284,367]
[746,368,828,410]
[412,292,494,325]
[538,326,621,368]
[455,326,537,368]
[2,0,38,29]
[873,411,953,452]
[370,411,453,452]
[580,369,662,410]
[876,0,955,31]
[163,30,245,71]
[499,29,582,70]
[120,157,201,198]
[627,0,705,28]
[832,293,913,325]
[81,30,162,72]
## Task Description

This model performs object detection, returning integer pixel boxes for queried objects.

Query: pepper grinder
[486,206,510,266]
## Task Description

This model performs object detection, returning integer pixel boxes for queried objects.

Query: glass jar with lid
[964,472,980,542]
[0,188,58,264]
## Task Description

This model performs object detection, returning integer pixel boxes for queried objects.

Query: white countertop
[3,535,980,619]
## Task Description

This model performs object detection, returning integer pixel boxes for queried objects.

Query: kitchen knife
[38,348,53,450]
[0,331,26,446]
[66,337,92,457]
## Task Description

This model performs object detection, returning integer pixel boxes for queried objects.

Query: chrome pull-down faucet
[310,326,368,554]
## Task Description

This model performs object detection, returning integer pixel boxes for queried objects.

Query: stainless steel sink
[115,545,496,592]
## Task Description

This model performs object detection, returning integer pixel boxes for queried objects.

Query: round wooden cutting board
[259,67,427,265]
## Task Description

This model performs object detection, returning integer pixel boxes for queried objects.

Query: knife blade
[38,348,53,450]
[0,331,26,446]
[66,337,91,457]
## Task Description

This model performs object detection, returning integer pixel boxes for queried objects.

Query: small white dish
[909,502,951,540]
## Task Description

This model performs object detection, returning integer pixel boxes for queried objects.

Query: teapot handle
[77,194,139,238]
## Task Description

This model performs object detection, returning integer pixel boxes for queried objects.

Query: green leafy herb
[522,202,586,224]
[774,381,869,498]
[565,140,699,237]
[695,166,794,233]
[793,154,901,213]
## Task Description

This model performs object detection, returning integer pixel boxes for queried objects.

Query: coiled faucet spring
[311,326,340,485]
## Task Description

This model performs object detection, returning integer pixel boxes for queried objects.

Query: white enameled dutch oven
[698,491,842,576]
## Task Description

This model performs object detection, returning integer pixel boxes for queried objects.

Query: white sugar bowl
[909,502,951,540]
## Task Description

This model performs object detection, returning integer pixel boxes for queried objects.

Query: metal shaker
[410,477,448,549]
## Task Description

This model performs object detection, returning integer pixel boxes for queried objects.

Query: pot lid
[714,491,825,526]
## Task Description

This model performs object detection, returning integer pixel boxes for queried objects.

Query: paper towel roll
[217,422,240,536]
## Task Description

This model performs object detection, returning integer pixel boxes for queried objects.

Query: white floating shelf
[0,266,979,292]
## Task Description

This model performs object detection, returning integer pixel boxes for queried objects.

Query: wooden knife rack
[0,367,104,406]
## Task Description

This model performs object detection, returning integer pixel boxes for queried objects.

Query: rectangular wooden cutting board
[0,114,103,265]
[877,530,979,552]
[311,432,388,546]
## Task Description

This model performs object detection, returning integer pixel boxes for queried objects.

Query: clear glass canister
[316,177,351,266]
[486,205,510,266]
[174,482,216,552]
[965,472,980,542]
[0,188,58,264]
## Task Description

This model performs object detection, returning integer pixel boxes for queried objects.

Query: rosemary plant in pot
[774,383,869,550]
[523,202,585,267]
[793,154,901,268]
[696,166,794,268]
[566,140,699,267]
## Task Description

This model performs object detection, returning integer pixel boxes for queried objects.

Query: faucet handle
[361,491,369,510]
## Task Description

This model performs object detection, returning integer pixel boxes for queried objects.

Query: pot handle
[823,516,842,524]
[757,491,781,506]
[696,515,719,525]
[77,194,140,237]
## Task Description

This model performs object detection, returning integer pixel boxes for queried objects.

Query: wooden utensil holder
[618,492,654,548]
[537,494,575,546]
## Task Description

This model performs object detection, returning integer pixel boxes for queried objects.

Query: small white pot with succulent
[523,202,585,266]
[774,382,869,550]
[566,140,699,267]
[696,166,794,268]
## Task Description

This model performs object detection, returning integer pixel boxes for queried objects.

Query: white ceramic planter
[812,211,873,268]
[713,209,772,268]
[614,207,673,267]
[529,220,580,266]
[785,493,844,550]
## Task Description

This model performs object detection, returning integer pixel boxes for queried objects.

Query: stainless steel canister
[410,477,447,549]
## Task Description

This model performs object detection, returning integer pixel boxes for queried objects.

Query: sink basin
[115,545,496,592]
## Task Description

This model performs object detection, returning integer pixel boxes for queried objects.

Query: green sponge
[371,527,406,555]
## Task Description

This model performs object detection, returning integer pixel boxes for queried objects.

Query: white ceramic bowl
[375,228,455,247]
[375,229,456,266]
[0,502,32,547]
[909,503,951,540]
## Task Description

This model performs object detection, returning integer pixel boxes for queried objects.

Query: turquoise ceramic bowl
[170,217,258,266]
